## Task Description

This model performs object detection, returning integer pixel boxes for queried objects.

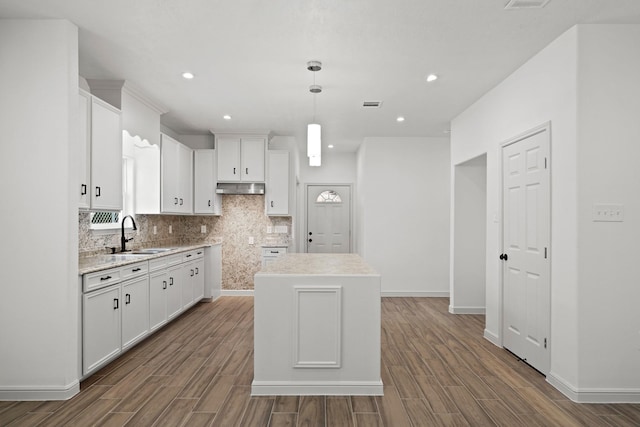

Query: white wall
[452,24,640,401]
[357,137,450,295]
[575,25,640,395]
[0,19,80,399]
[450,154,486,313]
[451,26,579,389]
[180,134,214,149]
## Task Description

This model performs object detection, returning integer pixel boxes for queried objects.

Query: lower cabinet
[82,248,211,377]
[122,275,150,350]
[83,285,121,375]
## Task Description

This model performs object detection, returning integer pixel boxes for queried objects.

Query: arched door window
[315,190,342,203]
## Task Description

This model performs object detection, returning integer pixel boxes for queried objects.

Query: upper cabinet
[130,133,195,215]
[161,134,192,214]
[194,149,221,215]
[266,151,290,216]
[216,136,265,182]
[79,89,122,211]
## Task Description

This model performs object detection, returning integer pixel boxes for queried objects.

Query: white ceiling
[2,0,640,152]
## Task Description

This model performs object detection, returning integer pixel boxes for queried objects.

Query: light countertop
[79,243,220,275]
[257,253,378,276]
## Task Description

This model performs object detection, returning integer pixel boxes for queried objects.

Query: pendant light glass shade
[307,123,321,166]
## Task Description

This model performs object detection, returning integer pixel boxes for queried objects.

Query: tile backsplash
[78,195,292,290]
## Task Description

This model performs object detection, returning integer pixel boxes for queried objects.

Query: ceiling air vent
[362,101,382,108]
[504,0,550,9]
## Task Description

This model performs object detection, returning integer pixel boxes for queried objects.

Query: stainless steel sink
[131,248,176,255]
[100,253,147,262]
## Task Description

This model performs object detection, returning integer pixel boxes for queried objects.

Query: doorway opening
[450,154,487,314]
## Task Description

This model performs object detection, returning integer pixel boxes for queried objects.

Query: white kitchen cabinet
[78,90,91,209]
[161,133,193,214]
[83,284,121,375]
[121,275,149,350]
[78,89,122,211]
[266,151,290,215]
[149,268,169,332]
[262,247,287,268]
[193,256,205,301]
[194,149,221,215]
[216,136,265,182]
[166,263,183,320]
[181,250,205,309]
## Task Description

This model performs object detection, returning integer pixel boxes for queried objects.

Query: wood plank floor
[2,296,639,426]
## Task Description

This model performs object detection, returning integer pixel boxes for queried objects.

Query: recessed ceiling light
[396,116,405,122]
[182,72,194,79]
[223,115,232,120]
[426,74,438,82]
[328,144,334,148]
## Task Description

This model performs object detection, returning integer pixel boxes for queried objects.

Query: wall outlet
[201,225,207,234]
[169,225,172,234]
[267,226,273,234]
[153,225,157,235]
[593,204,624,222]
[275,225,288,234]
[248,236,255,245]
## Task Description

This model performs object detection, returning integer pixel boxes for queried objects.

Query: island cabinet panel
[252,253,382,396]
[293,286,342,368]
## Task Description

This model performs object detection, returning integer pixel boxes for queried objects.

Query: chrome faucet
[120,215,138,252]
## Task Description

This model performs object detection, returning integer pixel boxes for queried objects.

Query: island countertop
[256,253,378,276]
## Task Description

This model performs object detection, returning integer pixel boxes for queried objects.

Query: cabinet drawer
[165,254,183,267]
[149,256,169,272]
[262,247,287,257]
[120,261,148,281]
[182,250,203,262]
[84,267,121,292]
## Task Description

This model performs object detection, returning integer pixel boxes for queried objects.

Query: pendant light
[307,61,322,166]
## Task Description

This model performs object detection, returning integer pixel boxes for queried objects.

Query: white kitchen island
[252,253,382,396]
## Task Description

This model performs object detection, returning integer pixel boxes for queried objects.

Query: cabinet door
[217,138,241,181]
[90,97,122,211]
[122,276,150,350]
[194,149,218,214]
[161,134,180,213]
[149,270,168,332]
[266,151,289,215]
[83,285,121,375]
[241,138,265,182]
[167,264,183,320]
[193,258,205,302]
[182,261,195,309]
[78,91,91,209]
[177,142,193,214]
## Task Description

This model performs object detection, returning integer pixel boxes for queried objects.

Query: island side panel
[253,274,382,395]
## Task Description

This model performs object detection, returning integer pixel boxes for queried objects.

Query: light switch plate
[593,204,624,222]
[275,225,288,234]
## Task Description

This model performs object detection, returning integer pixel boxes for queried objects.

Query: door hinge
[544,338,547,349]
[544,247,547,259]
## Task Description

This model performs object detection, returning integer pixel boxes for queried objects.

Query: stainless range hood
[216,183,265,195]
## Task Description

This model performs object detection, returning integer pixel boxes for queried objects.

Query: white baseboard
[221,289,255,296]
[483,328,500,346]
[381,291,449,298]
[0,381,79,401]
[547,372,640,403]
[251,380,383,396]
[449,306,486,314]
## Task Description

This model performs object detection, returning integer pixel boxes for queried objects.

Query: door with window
[306,185,351,253]
[501,126,550,375]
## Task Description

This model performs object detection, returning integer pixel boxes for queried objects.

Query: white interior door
[502,127,550,375]
[307,185,351,253]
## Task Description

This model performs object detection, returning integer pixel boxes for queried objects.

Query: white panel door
[241,137,265,182]
[502,127,550,374]
[90,97,122,211]
[307,185,351,253]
